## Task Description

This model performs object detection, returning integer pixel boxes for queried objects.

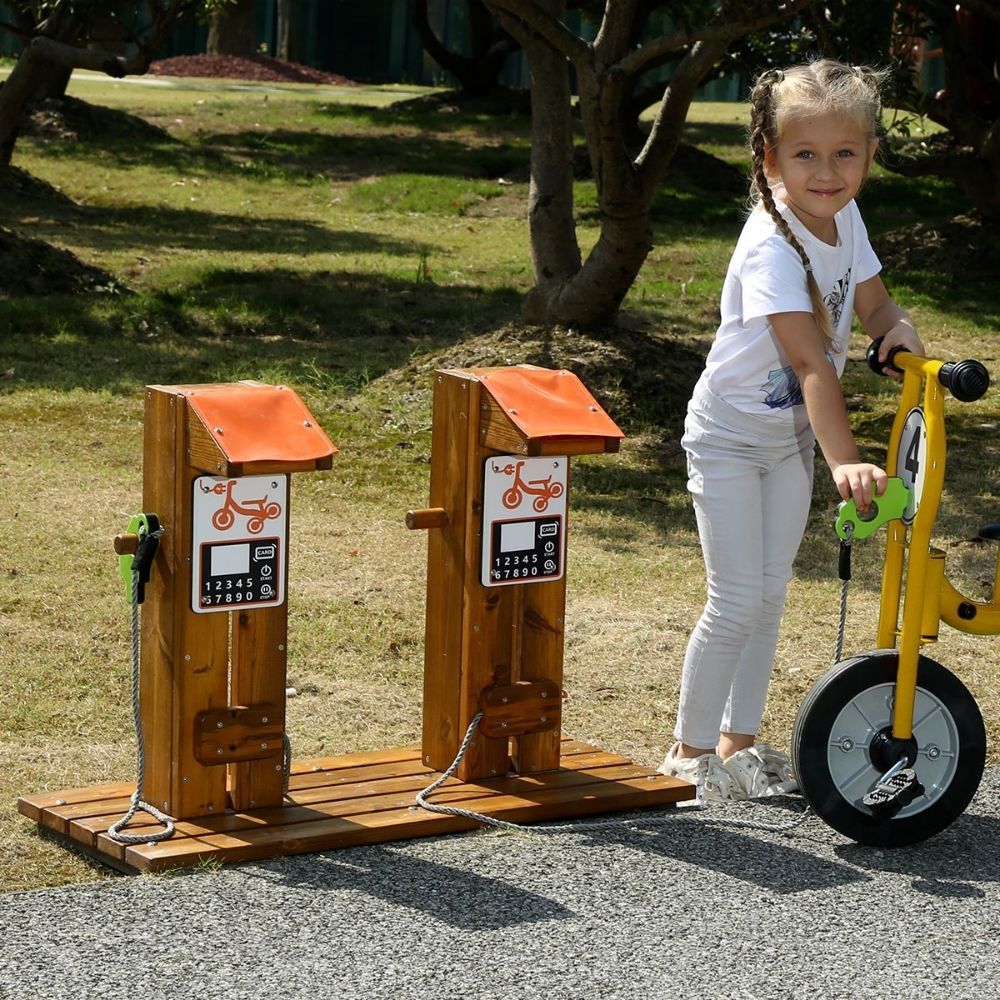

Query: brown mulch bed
[0,226,123,297]
[148,53,359,87]
[871,214,994,281]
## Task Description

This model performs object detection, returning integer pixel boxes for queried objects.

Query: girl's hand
[877,321,924,378]
[833,462,888,512]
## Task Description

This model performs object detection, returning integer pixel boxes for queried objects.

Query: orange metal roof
[186,383,337,464]
[476,366,623,441]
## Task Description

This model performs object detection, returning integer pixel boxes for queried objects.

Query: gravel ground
[3,772,999,1000]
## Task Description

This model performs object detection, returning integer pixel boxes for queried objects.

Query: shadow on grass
[2,201,430,258]
[29,121,530,185]
[0,269,523,395]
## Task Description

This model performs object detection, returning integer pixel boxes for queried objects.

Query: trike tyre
[792,650,985,847]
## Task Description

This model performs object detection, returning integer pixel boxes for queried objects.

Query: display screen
[500,520,535,553]
[210,542,251,576]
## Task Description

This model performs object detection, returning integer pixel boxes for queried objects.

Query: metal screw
[926,745,941,760]
[216,721,224,729]
[214,426,223,434]
[278,644,285,652]
[250,799,256,807]
[501,722,508,729]
[501,696,508,704]
[207,804,214,811]
[260,742,269,750]
[540,716,547,723]
[185,654,192,662]
[55,799,66,806]
[182,776,189,783]
[838,737,855,753]
[274,764,282,772]
[216,748,224,756]
[304,420,312,427]
[261,716,268,724]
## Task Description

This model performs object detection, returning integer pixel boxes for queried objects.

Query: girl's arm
[769,310,886,510]
[855,275,924,372]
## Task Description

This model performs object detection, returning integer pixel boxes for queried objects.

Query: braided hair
[748,59,885,349]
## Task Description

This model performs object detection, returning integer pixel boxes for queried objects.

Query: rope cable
[107,545,175,846]
[415,713,812,838]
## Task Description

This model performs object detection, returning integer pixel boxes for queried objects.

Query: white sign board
[191,474,288,613]
[481,455,568,587]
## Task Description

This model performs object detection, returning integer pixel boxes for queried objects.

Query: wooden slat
[143,387,230,819]
[22,742,693,875]
[421,371,475,773]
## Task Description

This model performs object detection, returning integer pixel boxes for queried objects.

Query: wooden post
[412,366,623,783]
[138,383,335,820]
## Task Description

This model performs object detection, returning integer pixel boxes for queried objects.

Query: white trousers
[675,382,815,749]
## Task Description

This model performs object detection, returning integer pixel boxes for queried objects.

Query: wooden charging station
[19,369,692,876]
[407,366,694,802]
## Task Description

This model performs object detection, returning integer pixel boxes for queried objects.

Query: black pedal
[861,768,925,816]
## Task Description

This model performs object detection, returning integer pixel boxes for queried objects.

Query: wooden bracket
[194,703,284,766]
[479,680,561,739]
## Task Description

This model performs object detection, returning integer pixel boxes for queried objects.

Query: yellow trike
[793,340,992,846]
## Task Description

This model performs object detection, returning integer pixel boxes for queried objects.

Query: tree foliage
[725,1,1000,224]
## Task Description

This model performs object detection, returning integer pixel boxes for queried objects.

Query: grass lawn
[1,72,998,893]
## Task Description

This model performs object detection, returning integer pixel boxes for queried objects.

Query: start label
[481,455,567,588]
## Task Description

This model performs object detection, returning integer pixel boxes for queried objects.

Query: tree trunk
[277,0,300,63]
[207,0,258,57]
[520,0,581,323]
[0,46,53,172]
[412,0,515,95]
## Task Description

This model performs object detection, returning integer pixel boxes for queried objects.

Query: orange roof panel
[185,383,337,465]
[475,367,623,441]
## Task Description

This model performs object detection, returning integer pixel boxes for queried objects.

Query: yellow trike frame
[877,350,1000,741]
[793,342,990,847]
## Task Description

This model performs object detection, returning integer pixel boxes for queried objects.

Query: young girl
[661,58,924,800]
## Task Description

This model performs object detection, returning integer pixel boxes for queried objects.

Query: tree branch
[28,36,144,77]
[485,0,592,64]
[620,0,810,77]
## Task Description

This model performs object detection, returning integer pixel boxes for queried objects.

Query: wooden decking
[18,738,694,874]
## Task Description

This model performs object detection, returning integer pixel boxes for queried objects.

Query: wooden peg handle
[114,532,139,555]
[405,507,449,530]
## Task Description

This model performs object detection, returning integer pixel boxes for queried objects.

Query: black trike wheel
[792,650,985,847]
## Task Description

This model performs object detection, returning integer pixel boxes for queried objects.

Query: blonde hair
[748,59,885,347]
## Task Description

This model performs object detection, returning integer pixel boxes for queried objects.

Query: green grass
[1,75,998,893]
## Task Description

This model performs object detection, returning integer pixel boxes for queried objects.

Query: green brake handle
[835,477,911,541]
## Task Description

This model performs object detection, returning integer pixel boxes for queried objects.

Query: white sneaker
[723,744,798,800]
[658,743,735,803]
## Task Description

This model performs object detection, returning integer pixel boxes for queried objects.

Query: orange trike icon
[491,460,564,513]
[203,479,282,534]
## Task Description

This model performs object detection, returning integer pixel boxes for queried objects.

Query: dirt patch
[22,95,172,144]
[383,321,707,433]
[149,53,359,87]
[0,226,123,297]
[872,213,995,280]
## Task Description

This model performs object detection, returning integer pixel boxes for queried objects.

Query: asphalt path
[3,770,999,1000]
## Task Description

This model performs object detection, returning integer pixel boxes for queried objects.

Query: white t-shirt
[698,198,882,425]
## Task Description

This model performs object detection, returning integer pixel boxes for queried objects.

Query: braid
[748,70,837,349]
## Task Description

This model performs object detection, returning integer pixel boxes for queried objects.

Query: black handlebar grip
[866,336,905,377]
[938,359,990,402]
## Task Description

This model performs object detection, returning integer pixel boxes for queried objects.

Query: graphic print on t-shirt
[759,267,852,409]
[761,365,803,409]
[825,267,852,326]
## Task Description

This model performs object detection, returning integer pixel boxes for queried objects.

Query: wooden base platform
[18,738,693,874]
